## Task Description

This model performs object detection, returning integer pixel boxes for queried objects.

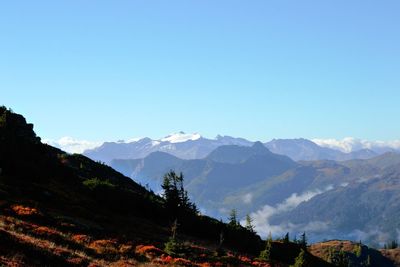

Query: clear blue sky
[1,1,399,141]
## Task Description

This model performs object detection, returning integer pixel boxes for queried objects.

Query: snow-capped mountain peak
[161,132,202,143]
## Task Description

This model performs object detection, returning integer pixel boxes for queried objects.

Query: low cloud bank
[312,137,400,153]
[249,186,333,238]
[43,137,102,154]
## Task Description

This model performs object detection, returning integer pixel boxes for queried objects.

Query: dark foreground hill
[0,106,339,266]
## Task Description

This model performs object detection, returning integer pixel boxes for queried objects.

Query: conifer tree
[162,171,197,216]
[228,209,239,228]
[290,249,307,267]
[245,214,255,233]
[300,232,307,249]
[258,232,273,261]
[164,219,181,256]
[283,232,290,243]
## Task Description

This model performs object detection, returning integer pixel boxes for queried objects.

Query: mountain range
[82,132,399,164]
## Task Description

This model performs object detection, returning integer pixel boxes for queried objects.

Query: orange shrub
[119,244,134,254]
[173,257,193,266]
[67,257,86,265]
[154,255,174,265]
[11,205,39,216]
[239,255,252,263]
[251,261,272,267]
[109,259,138,267]
[89,239,119,254]
[34,226,60,237]
[135,244,163,257]
[197,263,212,267]
[71,234,91,244]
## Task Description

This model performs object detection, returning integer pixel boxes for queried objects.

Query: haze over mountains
[76,132,400,164]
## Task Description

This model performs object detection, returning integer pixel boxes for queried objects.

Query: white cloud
[312,137,400,153]
[349,228,394,245]
[43,136,102,154]
[242,193,253,204]
[250,186,333,237]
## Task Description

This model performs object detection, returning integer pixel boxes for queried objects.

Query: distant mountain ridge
[83,133,394,164]
[84,132,254,163]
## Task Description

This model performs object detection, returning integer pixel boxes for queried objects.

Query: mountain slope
[206,141,291,164]
[269,161,400,244]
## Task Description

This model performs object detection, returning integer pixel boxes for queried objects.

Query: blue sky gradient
[1,1,399,141]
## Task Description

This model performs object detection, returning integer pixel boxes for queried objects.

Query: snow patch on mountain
[161,132,202,143]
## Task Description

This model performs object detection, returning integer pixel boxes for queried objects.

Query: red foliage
[67,257,86,265]
[11,205,39,216]
[251,261,272,267]
[119,244,134,254]
[89,239,119,254]
[154,255,174,264]
[173,257,193,266]
[135,244,163,257]
[154,255,194,266]
[109,259,137,266]
[71,234,91,244]
[239,255,252,263]
[33,226,60,237]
